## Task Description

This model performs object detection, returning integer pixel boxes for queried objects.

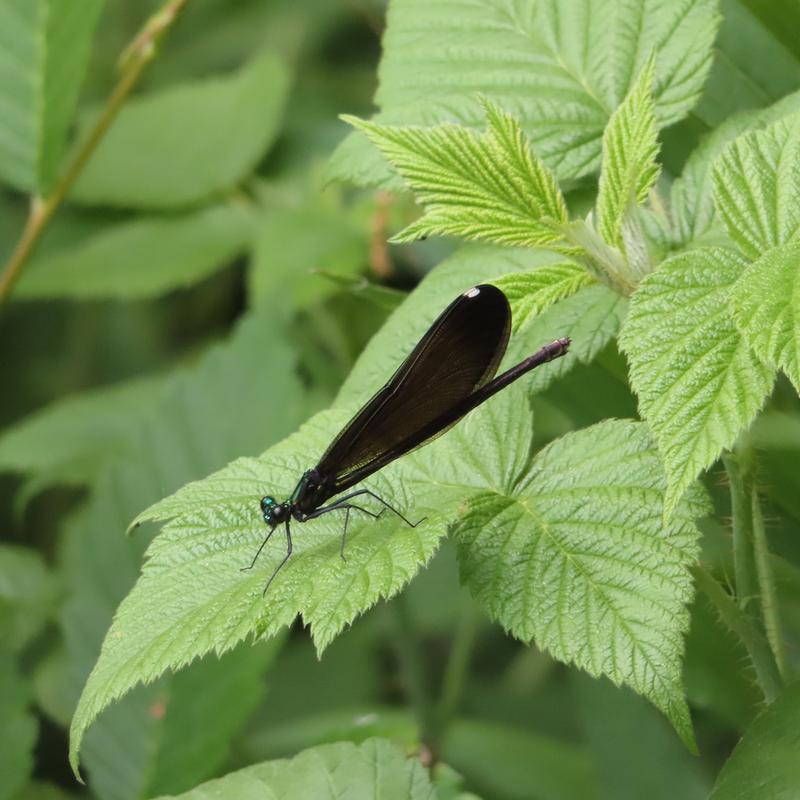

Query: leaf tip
[68,739,85,785]
[339,113,368,132]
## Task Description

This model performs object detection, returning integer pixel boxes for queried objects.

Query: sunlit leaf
[712,111,800,259]
[68,406,451,777]
[344,100,568,248]
[730,241,800,393]
[414,418,707,749]
[329,0,720,188]
[493,264,595,333]
[620,247,774,515]
[597,55,660,251]
[669,90,800,249]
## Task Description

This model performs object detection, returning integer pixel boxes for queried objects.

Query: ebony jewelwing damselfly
[245,283,570,593]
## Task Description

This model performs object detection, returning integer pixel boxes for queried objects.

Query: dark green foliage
[3,1,800,799]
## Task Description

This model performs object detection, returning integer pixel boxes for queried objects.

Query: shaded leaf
[65,308,309,790]
[0,0,104,192]
[72,52,289,209]
[0,545,54,652]
[620,247,774,515]
[0,652,37,800]
[151,738,442,800]
[0,373,165,490]
[16,202,254,300]
[248,191,366,309]
[444,718,598,800]
[710,680,800,800]
[574,673,710,800]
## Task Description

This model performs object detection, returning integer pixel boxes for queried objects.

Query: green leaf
[337,246,624,407]
[336,245,567,404]
[493,264,595,332]
[67,247,570,775]
[0,545,54,653]
[730,241,800,393]
[62,468,282,800]
[693,1,800,130]
[0,373,165,490]
[0,0,104,193]
[445,419,707,748]
[15,202,254,300]
[509,284,626,395]
[669,90,800,249]
[444,719,597,800]
[68,245,625,775]
[247,181,367,309]
[597,56,660,250]
[710,680,800,800]
[71,52,289,209]
[10,782,74,800]
[150,738,444,800]
[328,0,720,188]
[712,111,800,259]
[64,307,309,787]
[620,247,774,516]
[343,100,568,247]
[0,652,37,800]
[68,408,450,778]
[574,673,711,800]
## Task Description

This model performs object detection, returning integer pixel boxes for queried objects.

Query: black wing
[316,284,511,493]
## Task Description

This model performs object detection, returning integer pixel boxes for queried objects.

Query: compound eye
[260,496,276,514]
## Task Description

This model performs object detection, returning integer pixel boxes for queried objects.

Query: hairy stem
[751,482,788,677]
[693,565,782,703]
[0,0,192,306]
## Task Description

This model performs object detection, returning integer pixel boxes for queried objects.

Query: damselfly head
[260,496,290,526]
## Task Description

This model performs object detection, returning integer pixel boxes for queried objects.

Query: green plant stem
[693,565,783,703]
[433,600,480,740]
[390,595,436,754]
[722,448,758,610]
[0,0,192,306]
[751,482,788,677]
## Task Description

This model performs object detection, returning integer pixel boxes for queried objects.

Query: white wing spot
[464,287,480,298]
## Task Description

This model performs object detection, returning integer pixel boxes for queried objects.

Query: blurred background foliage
[1,0,800,798]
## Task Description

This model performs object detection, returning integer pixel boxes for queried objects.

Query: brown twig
[0,0,192,306]
[368,191,394,279]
